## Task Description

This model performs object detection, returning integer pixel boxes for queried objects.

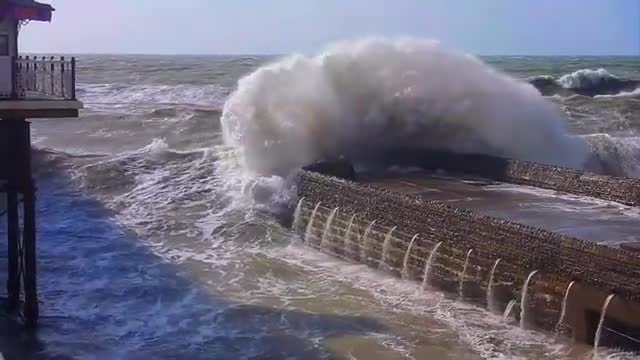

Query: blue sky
[19,0,640,55]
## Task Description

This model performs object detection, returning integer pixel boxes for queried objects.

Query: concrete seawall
[295,169,640,350]
[349,149,640,207]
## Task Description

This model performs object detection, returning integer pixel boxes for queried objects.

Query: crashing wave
[221,38,590,178]
[528,69,640,97]
[583,134,640,178]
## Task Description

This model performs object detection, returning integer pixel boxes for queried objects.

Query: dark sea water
[3,41,640,359]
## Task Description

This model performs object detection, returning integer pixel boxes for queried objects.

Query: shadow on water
[0,158,388,360]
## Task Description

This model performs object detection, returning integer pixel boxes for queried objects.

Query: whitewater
[222,39,591,179]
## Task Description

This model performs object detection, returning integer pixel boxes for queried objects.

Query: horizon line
[17,51,640,58]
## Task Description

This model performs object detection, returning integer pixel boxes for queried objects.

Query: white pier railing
[0,56,77,100]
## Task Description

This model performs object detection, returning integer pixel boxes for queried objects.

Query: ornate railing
[12,56,76,100]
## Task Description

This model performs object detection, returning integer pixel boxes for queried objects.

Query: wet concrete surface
[360,171,640,247]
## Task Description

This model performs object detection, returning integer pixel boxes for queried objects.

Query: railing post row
[71,57,76,100]
[10,56,16,98]
[50,56,54,96]
[60,56,65,99]
[35,56,39,94]
[25,55,30,91]
[7,55,77,100]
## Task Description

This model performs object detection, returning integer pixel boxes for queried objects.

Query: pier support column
[4,118,22,312]
[6,187,20,311]
[16,118,38,328]
[22,180,38,327]
[21,118,37,327]
[2,117,38,327]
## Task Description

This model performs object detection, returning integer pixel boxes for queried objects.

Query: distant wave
[221,38,590,178]
[144,107,222,119]
[77,83,229,109]
[594,88,640,99]
[528,69,640,97]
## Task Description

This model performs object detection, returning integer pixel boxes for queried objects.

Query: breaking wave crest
[528,69,640,97]
[558,68,618,89]
[221,38,590,178]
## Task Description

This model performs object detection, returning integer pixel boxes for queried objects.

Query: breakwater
[294,165,640,351]
[356,149,640,207]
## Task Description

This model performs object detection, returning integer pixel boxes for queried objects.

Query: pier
[0,0,81,327]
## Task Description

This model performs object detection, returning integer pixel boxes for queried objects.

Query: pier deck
[0,99,82,118]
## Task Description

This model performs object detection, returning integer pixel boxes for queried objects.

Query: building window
[0,34,9,56]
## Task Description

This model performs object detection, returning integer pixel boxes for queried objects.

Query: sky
[19,0,640,55]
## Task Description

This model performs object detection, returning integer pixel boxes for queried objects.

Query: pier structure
[0,0,81,327]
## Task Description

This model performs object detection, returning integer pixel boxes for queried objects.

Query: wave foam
[79,83,228,109]
[558,68,618,89]
[530,69,639,97]
[594,88,640,98]
[221,38,590,177]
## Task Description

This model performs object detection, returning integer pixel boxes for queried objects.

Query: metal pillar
[22,188,38,327]
[6,187,20,311]
[2,117,38,327]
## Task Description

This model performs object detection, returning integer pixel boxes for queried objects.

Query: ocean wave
[33,139,212,173]
[558,68,617,89]
[582,134,640,178]
[32,139,219,207]
[221,38,590,178]
[78,83,230,109]
[137,107,222,121]
[528,69,640,97]
[594,87,640,99]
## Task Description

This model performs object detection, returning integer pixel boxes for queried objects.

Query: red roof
[0,1,54,22]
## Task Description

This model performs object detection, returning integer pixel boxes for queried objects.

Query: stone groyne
[355,149,640,207]
[294,169,640,350]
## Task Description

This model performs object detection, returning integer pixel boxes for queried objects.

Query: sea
[4,39,640,359]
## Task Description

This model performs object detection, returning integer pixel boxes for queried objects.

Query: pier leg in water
[422,242,442,290]
[520,270,538,329]
[503,300,517,321]
[320,207,339,249]
[555,281,576,333]
[379,226,397,270]
[23,180,39,327]
[5,119,22,312]
[304,202,322,245]
[487,259,501,313]
[360,220,377,262]
[459,249,473,298]
[5,118,39,327]
[343,214,357,258]
[6,188,20,311]
[292,197,304,233]
[401,234,419,280]
[593,294,616,358]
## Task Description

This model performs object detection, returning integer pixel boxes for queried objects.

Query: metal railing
[12,56,77,100]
